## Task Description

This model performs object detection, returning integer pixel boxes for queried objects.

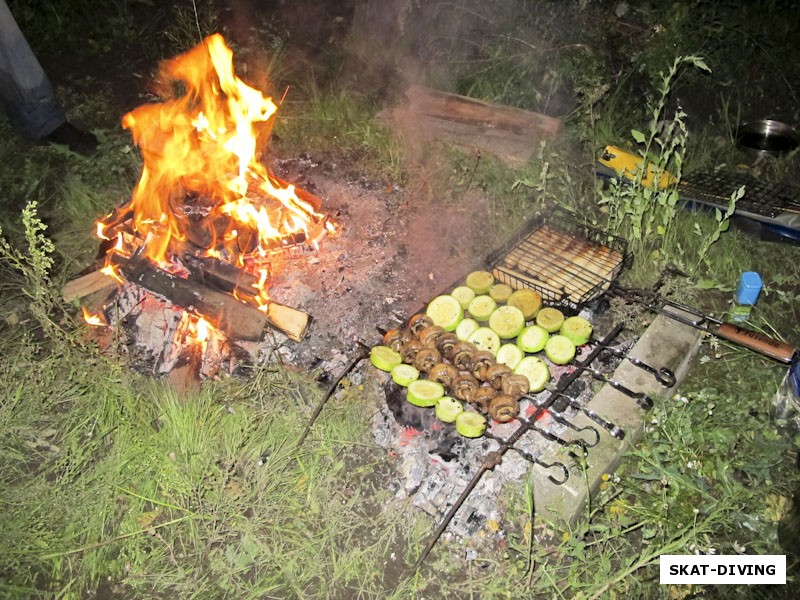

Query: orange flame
[82,307,107,326]
[192,316,210,343]
[97,33,328,287]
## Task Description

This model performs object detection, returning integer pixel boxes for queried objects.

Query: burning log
[67,258,310,342]
[108,254,309,342]
[180,254,261,299]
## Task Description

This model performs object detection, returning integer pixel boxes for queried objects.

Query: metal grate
[678,170,800,222]
[487,207,629,310]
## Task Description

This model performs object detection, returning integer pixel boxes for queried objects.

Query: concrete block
[531,310,704,524]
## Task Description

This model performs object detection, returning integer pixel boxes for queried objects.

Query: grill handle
[714,322,797,364]
[614,285,798,365]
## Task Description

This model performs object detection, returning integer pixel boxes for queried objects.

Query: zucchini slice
[451,285,476,309]
[545,334,576,365]
[489,283,513,303]
[391,363,420,387]
[426,294,463,332]
[435,396,464,423]
[535,307,565,333]
[488,305,526,339]
[516,324,549,353]
[496,343,524,370]
[465,270,495,294]
[468,327,502,355]
[370,345,403,372]
[514,355,550,393]
[407,379,445,407]
[468,295,497,321]
[455,318,480,341]
[455,411,488,438]
[560,315,593,346]
[507,288,543,320]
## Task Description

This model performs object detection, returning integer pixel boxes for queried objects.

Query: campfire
[68,34,335,377]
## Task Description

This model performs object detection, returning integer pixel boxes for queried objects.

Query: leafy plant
[692,184,743,273]
[598,55,709,260]
[0,201,74,342]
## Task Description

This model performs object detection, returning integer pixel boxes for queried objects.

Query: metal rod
[551,391,626,440]
[483,430,571,482]
[568,363,654,410]
[595,345,676,387]
[541,411,601,447]
[406,453,500,577]
[295,343,370,447]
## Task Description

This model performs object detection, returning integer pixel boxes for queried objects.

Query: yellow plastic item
[599,145,677,190]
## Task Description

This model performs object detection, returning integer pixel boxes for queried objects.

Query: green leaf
[631,129,646,144]
[642,527,658,540]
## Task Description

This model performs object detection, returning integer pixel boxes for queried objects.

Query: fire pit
[66,34,337,377]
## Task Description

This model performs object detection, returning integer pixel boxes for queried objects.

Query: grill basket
[487,207,630,310]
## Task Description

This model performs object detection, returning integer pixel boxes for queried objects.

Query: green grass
[0,332,417,597]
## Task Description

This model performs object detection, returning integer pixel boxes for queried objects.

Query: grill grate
[487,207,629,310]
[678,170,800,222]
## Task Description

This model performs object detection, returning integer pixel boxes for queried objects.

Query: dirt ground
[264,154,498,372]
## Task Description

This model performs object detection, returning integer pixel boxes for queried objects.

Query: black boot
[45,122,98,156]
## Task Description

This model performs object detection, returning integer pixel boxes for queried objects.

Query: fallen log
[382,84,562,166]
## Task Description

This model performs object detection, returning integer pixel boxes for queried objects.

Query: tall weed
[0,201,74,343]
[596,55,746,273]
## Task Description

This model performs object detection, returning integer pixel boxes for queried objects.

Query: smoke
[343,0,587,115]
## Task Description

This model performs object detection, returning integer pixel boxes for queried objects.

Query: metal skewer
[594,344,676,387]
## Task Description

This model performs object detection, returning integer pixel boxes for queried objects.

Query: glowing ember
[96,33,332,298]
[82,307,107,327]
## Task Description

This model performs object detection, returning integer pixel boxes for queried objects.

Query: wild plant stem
[39,514,201,559]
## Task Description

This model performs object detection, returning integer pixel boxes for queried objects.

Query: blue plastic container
[736,271,763,305]
[732,271,763,322]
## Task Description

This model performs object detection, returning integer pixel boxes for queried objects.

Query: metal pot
[736,119,800,156]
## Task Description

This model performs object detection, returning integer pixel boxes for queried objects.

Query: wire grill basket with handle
[486,207,630,311]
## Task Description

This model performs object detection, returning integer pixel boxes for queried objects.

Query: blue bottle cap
[735,271,762,305]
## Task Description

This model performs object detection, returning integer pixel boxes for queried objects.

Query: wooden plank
[62,270,116,302]
[383,85,562,165]
[405,84,562,137]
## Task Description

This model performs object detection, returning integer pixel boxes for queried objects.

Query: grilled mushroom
[413,347,442,373]
[471,351,497,381]
[382,328,411,352]
[428,363,459,388]
[502,373,530,399]
[489,394,520,423]
[400,339,424,364]
[485,363,513,390]
[436,332,460,359]
[408,314,434,336]
[418,325,445,348]
[451,341,478,372]
[471,386,498,413]
[452,373,480,402]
